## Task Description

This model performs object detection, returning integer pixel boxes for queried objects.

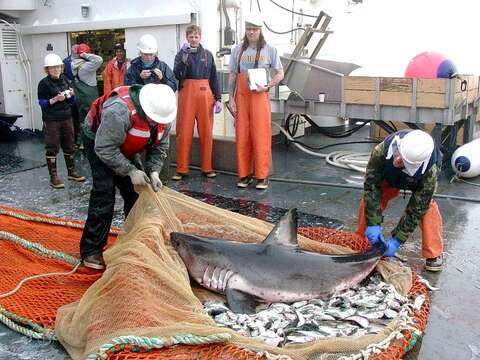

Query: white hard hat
[44,53,63,67]
[244,13,263,28]
[397,130,434,175]
[139,84,177,124]
[137,34,158,54]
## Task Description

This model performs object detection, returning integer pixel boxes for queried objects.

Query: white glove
[149,171,163,192]
[128,169,150,186]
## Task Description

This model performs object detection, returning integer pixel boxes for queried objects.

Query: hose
[273,122,370,173]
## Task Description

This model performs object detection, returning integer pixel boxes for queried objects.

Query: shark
[171,208,386,314]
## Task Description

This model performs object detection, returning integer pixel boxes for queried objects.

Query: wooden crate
[344,75,479,109]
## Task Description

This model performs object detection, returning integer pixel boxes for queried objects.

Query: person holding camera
[124,34,177,91]
[171,25,221,181]
[37,53,85,188]
[124,34,177,184]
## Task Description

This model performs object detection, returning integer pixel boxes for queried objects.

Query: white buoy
[451,138,480,178]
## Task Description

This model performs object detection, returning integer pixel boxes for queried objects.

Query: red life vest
[89,86,166,159]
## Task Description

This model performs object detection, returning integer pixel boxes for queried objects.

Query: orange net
[0,188,430,360]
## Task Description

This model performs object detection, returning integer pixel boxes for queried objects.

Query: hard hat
[137,34,158,54]
[113,42,125,51]
[44,53,63,67]
[244,13,263,28]
[397,130,434,175]
[139,84,177,124]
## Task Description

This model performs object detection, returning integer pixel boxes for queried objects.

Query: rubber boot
[64,153,86,182]
[46,156,65,189]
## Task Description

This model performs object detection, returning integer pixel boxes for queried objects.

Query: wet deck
[0,126,479,359]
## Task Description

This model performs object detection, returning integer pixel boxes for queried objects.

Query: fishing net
[0,187,430,360]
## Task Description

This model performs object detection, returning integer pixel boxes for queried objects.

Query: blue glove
[384,237,401,257]
[181,43,190,54]
[364,225,384,246]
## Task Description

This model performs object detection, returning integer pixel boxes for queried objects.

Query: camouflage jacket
[363,142,439,243]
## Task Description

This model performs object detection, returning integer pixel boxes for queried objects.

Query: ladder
[283,10,333,77]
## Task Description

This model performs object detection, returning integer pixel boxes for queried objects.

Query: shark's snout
[170,232,185,249]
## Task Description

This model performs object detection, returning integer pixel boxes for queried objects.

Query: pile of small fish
[204,273,423,347]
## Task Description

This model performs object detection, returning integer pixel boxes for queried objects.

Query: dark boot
[46,156,65,189]
[64,153,86,182]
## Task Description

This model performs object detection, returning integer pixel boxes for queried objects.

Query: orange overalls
[235,73,271,180]
[357,180,443,258]
[102,58,127,95]
[175,79,215,174]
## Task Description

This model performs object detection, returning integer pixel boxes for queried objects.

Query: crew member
[358,129,444,272]
[172,25,221,180]
[124,34,177,184]
[102,42,128,95]
[37,53,85,188]
[80,84,177,270]
[227,15,284,190]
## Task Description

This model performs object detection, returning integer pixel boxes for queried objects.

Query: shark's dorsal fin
[263,208,298,247]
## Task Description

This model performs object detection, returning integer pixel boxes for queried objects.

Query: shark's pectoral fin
[226,288,256,314]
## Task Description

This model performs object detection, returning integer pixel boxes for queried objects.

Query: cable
[295,114,370,138]
[267,0,318,18]
[262,21,305,34]
[169,163,480,204]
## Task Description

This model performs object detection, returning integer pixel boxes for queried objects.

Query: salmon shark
[171,208,386,314]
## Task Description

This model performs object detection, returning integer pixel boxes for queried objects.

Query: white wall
[18,0,196,30]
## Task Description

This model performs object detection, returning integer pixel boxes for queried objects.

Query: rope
[87,333,232,360]
[0,230,80,338]
[0,262,81,298]
[450,175,480,187]
[0,305,57,340]
[0,231,80,266]
[0,206,120,235]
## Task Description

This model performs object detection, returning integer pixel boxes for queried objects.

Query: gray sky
[320,0,479,76]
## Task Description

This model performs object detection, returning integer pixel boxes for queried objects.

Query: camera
[61,89,72,99]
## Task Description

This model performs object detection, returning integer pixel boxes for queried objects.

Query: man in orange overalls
[172,25,221,180]
[357,129,444,272]
[227,15,284,190]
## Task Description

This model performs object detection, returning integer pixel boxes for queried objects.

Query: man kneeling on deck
[357,129,444,272]
[80,83,177,270]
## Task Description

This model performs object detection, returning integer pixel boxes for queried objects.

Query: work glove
[181,43,190,54]
[149,171,163,192]
[384,237,401,257]
[214,100,222,114]
[364,225,384,246]
[128,169,150,186]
